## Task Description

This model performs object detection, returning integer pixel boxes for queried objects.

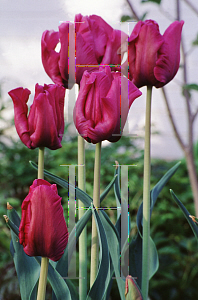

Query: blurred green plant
[1,123,198,299]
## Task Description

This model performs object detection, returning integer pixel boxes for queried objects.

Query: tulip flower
[41,14,128,87]
[19,179,68,261]
[8,83,65,150]
[73,66,142,144]
[128,19,184,88]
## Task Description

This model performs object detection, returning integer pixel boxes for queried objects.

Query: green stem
[37,257,49,300]
[37,147,49,300]
[37,147,45,179]
[78,135,87,299]
[90,142,102,287]
[142,86,152,300]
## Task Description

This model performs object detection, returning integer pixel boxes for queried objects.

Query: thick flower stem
[142,86,152,300]
[90,142,101,287]
[37,147,49,300]
[78,135,87,300]
[38,147,45,179]
[37,257,49,300]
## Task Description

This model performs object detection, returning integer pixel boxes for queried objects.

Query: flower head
[41,14,128,87]
[19,179,68,261]
[9,84,65,150]
[73,66,142,144]
[128,19,184,88]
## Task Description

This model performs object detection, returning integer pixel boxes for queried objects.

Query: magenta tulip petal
[19,179,68,261]
[76,33,98,85]
[108,74,142,142]
[41,30,64,86]
[8,88,31,148]
[154,20,184,87]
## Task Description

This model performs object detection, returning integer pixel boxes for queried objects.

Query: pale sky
[0,0,198,159]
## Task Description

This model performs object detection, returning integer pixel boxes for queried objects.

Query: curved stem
[90,142,102,287]
[78,135,87,299]
[37,147,49,300]
[142,86,152,300]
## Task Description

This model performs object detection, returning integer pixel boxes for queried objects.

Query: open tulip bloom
[127,19,184,88]
[9,83,65,150]
[73,66,142,144]
[42,14,128,88]
[5,13,191,300]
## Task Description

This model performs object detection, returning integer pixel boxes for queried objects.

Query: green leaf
[141,0,161,4]
[183,83,198,91]
[100,174,118,203]
[34,257,72,300]
[121,15,132,22]
[129,233,159,289]
[130,162,180,288]
[7,208,40,300]
[4,216,19,236]
[192,34,198,46]
[87,205,111,300]
[7,206,73,300]
[125,275,143,300]
[137,162,181,233]
[55,208,92,278]
[100,211,126,300]
[170,190,198,241]
[114,163,121,222]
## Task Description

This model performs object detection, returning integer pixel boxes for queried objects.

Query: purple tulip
[73,66,142,144]
[41,14,128,87]
[128,19,184,88]
[8,84,65,150]
[19,179,68,262]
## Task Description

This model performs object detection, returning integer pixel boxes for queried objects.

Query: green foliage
[121,15,132,22]
[1,129,198,299]
[192,33,198,46]
[141,0,161,4]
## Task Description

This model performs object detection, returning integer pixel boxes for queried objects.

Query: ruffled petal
[8,87,31,148]
[41,30,64,86]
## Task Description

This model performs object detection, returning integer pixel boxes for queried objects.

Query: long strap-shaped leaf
[7,208,41,300]
[170,189,198,241]
[100,211,126,300]
[130,162,180,288]
[87,205,111,300]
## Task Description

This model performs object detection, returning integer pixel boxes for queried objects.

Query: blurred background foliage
[1,116,198,299]
[1,0,198,297]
